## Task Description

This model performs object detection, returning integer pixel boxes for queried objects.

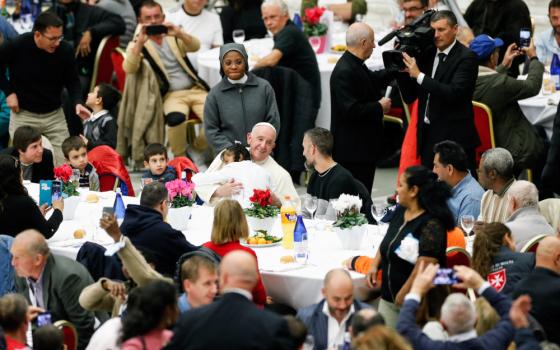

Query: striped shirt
[479,178,516,223]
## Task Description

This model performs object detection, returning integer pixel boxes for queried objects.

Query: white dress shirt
[321,302,355,349]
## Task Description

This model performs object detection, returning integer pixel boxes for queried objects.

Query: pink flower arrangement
[165,179,195,208]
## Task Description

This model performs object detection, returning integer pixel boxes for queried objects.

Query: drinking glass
[303,195,318,220]
[371,201,388,235]
[71,169,80,187]
[140,177,153,191]
[460,215,475,236]
[232,29,246,44]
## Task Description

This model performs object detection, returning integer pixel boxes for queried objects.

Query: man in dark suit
[164,250,293,350]
[398,10,479,170]
[330,22,393,193]
[513,236,560,345]
[11,230,95,350]
[0,125,54,183]
[397,263,515,350]
[296,269,371,350]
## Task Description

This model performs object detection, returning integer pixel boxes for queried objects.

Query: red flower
[304,6,325,26]
[249,189,273,207]
[53,164,73,182]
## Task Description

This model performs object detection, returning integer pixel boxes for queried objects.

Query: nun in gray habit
[203,43,280,153]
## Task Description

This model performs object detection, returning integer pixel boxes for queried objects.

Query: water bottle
[551,53,560,90]
[30,0,41,20]
[294,215,308,264]
[293,11,303,31]
[1,0,9,18]
[113,188,126,223]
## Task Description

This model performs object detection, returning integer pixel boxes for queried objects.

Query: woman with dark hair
[0,154,63,238]
[348,166,454,328]
[204,43,280,153]
[472,222,534,295]
[220,0,267,43]
[120,280,178,350]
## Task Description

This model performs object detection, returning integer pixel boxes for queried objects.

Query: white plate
[240,240,282,248]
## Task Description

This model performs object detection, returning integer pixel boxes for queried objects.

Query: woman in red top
[203,199,267,306]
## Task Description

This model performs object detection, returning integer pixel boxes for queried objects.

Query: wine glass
[460,215,475,236]
[308,36,322,53]
[371,201,388,235]
[232,29,245,44]
[303,195,318,220]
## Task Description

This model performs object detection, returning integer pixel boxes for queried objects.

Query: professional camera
[379,9,436,70]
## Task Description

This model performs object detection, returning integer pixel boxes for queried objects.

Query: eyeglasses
[41,33,64,43]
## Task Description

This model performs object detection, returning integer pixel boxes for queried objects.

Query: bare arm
[254,49,283,69]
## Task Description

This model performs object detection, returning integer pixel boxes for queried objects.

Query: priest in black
[330,23,394,194]
[303,127,374,223]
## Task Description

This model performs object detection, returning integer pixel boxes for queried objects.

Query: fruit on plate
[246,230,282,245]
[73,229,86,239]
[331,44,346,52]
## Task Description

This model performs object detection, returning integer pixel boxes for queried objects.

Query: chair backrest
[0,235,16,297]
[520,234,549,253]
[88,145,135,196]
[76,242,125,281]
[111,47,126,92]
[54,320,78,350]
[89,36,120,92]
[168,156,199,182]
[446,246,471,268]
[472,101,496,166]
[383,115,404,129]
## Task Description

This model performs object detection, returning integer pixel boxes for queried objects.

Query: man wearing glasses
[0,11,81,166]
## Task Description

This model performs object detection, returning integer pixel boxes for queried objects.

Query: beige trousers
[163,88,207,157]
[378,298,401,329]
[9,108,70,166]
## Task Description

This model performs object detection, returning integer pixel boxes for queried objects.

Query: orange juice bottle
[281,196,297,249]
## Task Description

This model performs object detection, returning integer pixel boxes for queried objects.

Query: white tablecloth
[197,37,391,130]
[518,92,559,139]
[30,183,383,309]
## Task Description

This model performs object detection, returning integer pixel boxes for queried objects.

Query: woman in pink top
[120,281,178,350]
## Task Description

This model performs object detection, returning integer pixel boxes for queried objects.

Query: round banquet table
[518,91,560,140]
[26,183,385,310]
[197,36,391,130]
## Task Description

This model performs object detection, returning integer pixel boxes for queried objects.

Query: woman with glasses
[0,154,64,238]
[202,199,267,306]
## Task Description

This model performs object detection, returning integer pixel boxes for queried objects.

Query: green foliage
[62,181,79,197]
[244,203,280,219]
[170,194,195,208]
[333,211,368,229]
[303,22,328,37]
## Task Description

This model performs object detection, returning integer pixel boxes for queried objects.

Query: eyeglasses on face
[41,32,64,42]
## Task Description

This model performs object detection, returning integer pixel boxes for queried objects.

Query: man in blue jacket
[297,269,371,350]
[120,181,197,276]
[397,262,515,349]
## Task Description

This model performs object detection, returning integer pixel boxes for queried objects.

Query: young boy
[62,136,100,191]
[142,143,177,183]
[77,83,121,150]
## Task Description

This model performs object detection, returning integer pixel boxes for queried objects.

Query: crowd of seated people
[2,0,560,349]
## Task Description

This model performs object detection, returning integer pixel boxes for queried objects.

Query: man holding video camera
[123,0,209,159]
[397,11,479,171]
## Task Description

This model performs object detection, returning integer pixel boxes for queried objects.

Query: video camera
[379,9,436,70]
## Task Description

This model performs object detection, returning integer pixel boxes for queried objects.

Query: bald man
[11,230,94,350]
[297,268,371,350]
[165,251,293,350]
[330,23,397,194]
[513,236,560,345]
[195,122,299,207]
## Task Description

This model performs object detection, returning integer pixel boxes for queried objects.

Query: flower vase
[167,206,192,231]
[309,35,327,54]
[246,215,278,234]
[63,196,80,221]
[334,224,367,250]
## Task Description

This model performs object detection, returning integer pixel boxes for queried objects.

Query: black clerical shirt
[0,32,82,113]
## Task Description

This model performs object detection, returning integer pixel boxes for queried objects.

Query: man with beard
[463,0,531,76]
[536,0,560,64]
[302,127,373,221]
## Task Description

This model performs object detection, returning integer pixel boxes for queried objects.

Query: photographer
[122,0,209,159]
[396,11,479,172]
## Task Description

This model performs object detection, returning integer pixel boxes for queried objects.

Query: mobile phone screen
[102,207,114,218]
[519,29,531,48]
[433,268,459,285]
[51,181,62,202]
[36,312,52,327]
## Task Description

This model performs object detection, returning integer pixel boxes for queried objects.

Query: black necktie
[434,53,446,77]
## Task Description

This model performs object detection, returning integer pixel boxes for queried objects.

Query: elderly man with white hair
[397,263,515,350]
[195,122,299,206]
[477,147,517,223]
[505,180,555,251]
